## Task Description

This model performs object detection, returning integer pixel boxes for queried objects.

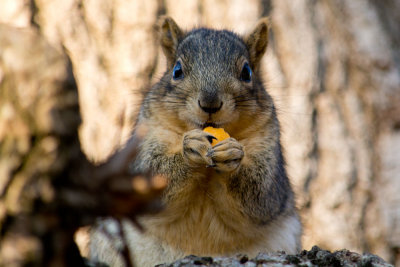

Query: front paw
[210,138,244,172]
[183,129,215,167]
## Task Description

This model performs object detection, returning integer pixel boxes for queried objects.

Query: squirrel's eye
[240,62,252,83]
[172,61,184,80]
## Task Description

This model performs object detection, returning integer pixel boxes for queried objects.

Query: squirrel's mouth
[202,122,217,128]
[193,121,219,129]
[200,115,222,128]
[192,115,226,129]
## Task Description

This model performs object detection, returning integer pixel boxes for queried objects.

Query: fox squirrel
[90,16,302,267]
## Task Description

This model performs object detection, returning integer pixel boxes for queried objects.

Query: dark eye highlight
[172,61,184,80]
[240,62,252,83]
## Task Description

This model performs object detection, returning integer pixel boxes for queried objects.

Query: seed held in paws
[203,127,230,146]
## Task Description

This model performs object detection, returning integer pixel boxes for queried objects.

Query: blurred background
[1,0,399,265]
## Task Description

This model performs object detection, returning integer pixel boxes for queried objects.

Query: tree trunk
[1,0,399,265]
[0,22,165,267]
[269,2,400,265]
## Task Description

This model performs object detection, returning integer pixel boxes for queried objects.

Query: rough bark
[0,0,399,266]
[0,25,165,266]
[269,2,400,265]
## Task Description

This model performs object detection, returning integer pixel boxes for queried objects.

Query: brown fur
[90,17,301,267]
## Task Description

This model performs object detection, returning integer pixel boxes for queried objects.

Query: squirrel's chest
[143,171,258,255]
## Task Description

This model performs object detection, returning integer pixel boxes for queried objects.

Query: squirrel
[89,16,302,267]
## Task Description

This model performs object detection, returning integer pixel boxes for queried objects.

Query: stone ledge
[154,246,393,267]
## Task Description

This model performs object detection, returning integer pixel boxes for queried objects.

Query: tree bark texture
[0,18,164,267]
[1,0,399,265]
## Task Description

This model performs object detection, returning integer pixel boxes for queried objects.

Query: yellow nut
[203,127,230,146]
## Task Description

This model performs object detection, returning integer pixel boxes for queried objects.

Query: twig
[117,218,135,267]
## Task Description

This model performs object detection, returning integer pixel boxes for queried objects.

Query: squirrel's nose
[198,100,223,114]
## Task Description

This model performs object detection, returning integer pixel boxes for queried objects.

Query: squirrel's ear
[245,17,269,70]
[157,16,184,67]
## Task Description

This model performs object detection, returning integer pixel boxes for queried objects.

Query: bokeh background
[1,0,399,264]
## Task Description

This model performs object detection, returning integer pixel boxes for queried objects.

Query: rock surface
[156,246,393,267]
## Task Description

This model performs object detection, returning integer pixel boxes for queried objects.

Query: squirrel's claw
[183,129,214,167]
[206,135,217,144]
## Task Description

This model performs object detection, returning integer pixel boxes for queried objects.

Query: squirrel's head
[149,16,272,134]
